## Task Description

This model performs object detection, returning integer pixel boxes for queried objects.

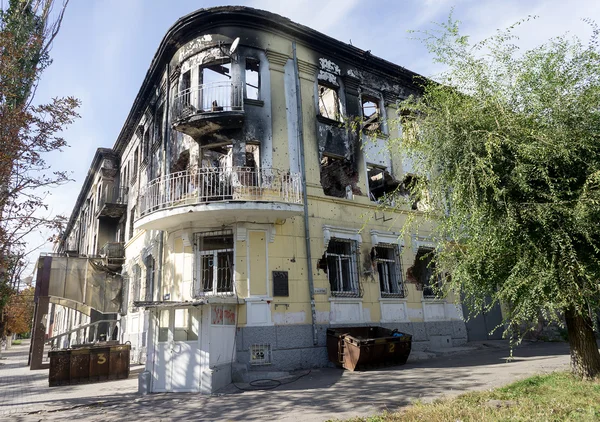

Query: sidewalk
[1,339,573,421]
[0,340,140,418]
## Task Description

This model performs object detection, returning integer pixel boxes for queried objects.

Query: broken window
[201,62,232,111]
[245,143,260,170]
[154,105,164,147]
[318,84,342,121]
[142,128,150,165]
[245,59,260,100]
[171,149,190,173]
[196,230,234,294]
[320,155,360,199]
[180,70,191,106]
[131,148,138,186]
[144,255,155,302]
[326,238,360,297]
[362,95,381,132]
[414,247,442,299]
[367,165,400,202]
[372,244,404,298]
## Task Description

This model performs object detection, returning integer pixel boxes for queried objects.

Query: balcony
[135,167,303,231]
[97,186,128,220]
[99,242,125,270]
[172,81,244,138]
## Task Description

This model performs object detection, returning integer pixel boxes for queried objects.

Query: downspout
[293,41,318,346]
[156,64,170,302]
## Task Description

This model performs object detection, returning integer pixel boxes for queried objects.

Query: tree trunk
[564,307,600,379]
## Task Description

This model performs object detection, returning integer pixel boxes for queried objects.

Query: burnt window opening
[372,244,404,298]
[144,255,155,302]
[245,59,260,100]
[202,144,233,169]
[131,148,139,186]
[196,230,234,294]
[362,95,381,132]
[245,144,260,170]
[367,165,401,202]
[318,84,342,122]
[171,149,190,173]
[201,62,232,111]
[320,155,360,199]
[399,175,424,210]
[326,238,360,297]
[180,70,191,107]
[414,247,442,299]
[154,105,164,147]
[142,128,151,165]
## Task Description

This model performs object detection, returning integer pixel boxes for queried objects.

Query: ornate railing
[173,81,244,121]
[138,167,302,218]
[97,185,128,210]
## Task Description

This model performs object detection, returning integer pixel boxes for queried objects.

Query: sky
[24,0,600,274]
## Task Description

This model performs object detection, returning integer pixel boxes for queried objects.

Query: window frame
[195,230,235,296]
[373,243,405,298]
[317,82,343,122]
[326,238,360,297]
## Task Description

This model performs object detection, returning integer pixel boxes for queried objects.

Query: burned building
[46,7,468,393]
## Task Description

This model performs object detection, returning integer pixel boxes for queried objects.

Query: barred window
[373,244,404,298]
[195,230,234,295]
[326,239,360,297]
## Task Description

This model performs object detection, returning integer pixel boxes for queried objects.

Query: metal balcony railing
[173,81,244,122]
[100,242,125,259]
[138,167,302,218]
[98,186,128,210]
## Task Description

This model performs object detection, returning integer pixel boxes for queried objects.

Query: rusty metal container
[327,326,412,371]
[48,350,71,386]
[48,343,130,386]
[69,348,91,384]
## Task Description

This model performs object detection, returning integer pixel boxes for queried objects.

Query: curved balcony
[172,81,244,138]
[135,167,304,231]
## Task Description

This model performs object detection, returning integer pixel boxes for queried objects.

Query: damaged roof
[111,6,425,155]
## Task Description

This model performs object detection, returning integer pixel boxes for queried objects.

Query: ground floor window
[415,247,441,298]
[195,230,234,294]
[373,244,404,298]
[326,238,360,296]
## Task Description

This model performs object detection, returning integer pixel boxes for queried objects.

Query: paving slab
[0,339,580,421]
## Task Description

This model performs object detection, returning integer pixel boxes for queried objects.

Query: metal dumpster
[48,343,130,386]
[327,326,412,371]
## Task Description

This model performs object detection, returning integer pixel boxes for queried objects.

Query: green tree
[396,16,600,378]
[0,0,77,341]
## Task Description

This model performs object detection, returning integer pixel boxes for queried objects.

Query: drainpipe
[155,63,170,301]
[293,41,318,346]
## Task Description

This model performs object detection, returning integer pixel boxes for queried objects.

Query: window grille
[326,238,360,297]
[373,244,405,298]
[250,344,271,365]
[195,230,234,295]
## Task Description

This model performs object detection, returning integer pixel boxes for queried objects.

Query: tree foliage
[0,0,77,336]
[5,285,35,336]
[396,15,600,378]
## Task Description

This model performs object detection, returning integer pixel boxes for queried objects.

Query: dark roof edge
[60,148,117,247]
[112,6,424,155]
